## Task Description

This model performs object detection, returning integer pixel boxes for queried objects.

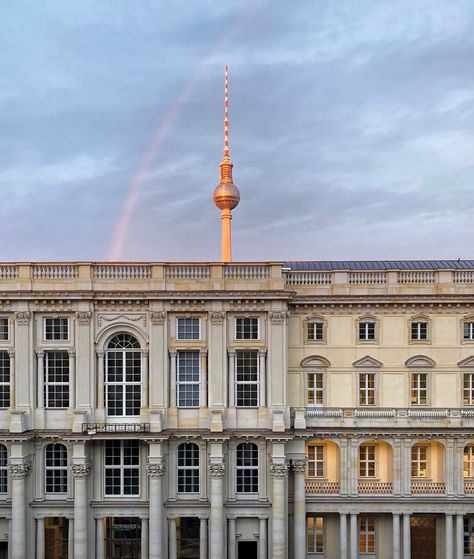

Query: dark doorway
[0,543,7,559]
[411,516,436,559]
[105,517,141,559]
[238,541,258,559]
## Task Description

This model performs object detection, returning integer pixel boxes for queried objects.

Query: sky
[0,0,473,262]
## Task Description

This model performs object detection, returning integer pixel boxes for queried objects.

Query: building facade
[0,259,473,559]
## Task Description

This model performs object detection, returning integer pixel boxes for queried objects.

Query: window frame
[409,317,431,343]
[0,351,10,409]
[463,319,474,343]
[307,445,325,478]
[236,442,259,494]
[176,350,200,408]
[104,440,140,497]
[235,349,260,408]
[464,517,474,555]
[464,445,474,479]
[464,373,474,406]
[177,442,200,494]
[359,515,376,555]
[44,443,68,495]
[235,317,259,341]
[305,317,326,344]
[358,371,377,406]
[410,372,429,406]
[0,444,8,494]
[44,317,69,342]
[307,371,324,406]
[0,318,9,342]
[358,321,376,342]
[44,350,70,409]
[411,444,429,478]
[176,317,201,341]
[359,445,377,478]
[306,515,325,554]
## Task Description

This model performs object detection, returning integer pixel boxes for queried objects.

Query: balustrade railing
[464,481,474,494]
[305,480,340,494]
[33,265,78,279]
[358,481,393,494]
[398,270,436,284]
[453,270,474,283]
[305,407,467,420]
[411,481,445,494]
[0,265,18,279]
[224,265,269,279]
[349,271,387,284]
[94,265,151,280]
[82,423,150,433]
[285,271,332,285]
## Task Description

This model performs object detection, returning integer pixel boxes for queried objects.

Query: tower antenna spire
[224,65,229,159]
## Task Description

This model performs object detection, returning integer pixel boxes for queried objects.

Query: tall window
[45,351,69,408]
[235,350,259,407]
[0,318,8,341]
[411,321,428,341]
[464,446,474,478]
[177,318,200,340]
[464,322,474,341]
[45,517,69,559]
[307,372,324,405]
[411,445,428,477]
[306,516,324,553]
[464,373,474,405]
[307,321,324,341]
[45,443,68,494]
[359,322,376,341]
[0,444,7,493]
[359,445,376,478]
[0,351,10,409]
[411,373,428,405]
[44,318,69,340]
[106,334,141,416]
[464,518,474,555]
[104,440,140,496]
[177,443,199,493]
[359,372,376,406]
[177,351,200,408]
[235,317,259,340]
[307,445,324,477]
[236,442,258,493]
[359,515,376,554]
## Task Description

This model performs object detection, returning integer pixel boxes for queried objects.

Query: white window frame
[176,350,200,408]
[359,321,376,341]
[307,445,324,478]
[358,372,376,406]
[104,440,140,497]
[307,321,324,342]
[306,515,324,554]
[359,445,376,478]
[464,373,474,406]
[235,350,260,407]
[411,445,428,478]
[176,317,200,341]
[464,517,474,555]
[0,444,7,494]
[464,321,474,342]
[0,351,10,409]
[235,317,259,340]
[236,442,259,494]
[307,371,324,406]
[177,442,200,494]
[44,351,70,409]
[44,317,69,341]
[410,372,429,406]
[0,318,9,342]
[464,446,474,478]
[44,443,68,494]
[411,321,429,341]
[359,515,376,555]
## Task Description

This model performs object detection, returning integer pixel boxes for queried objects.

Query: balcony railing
[82,423,150,433]
[411,481,445,494]
[305,407,467,420]
[358,481,393,494]
[305,480,340,494]
[464,481,474,494]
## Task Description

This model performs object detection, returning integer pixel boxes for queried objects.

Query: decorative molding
[353,355,383,369]
[405,355,436,368]
[208,462,225,478]
[269,311,287,325]
[15,311,30,325]
[97,313,146,327]
[8,349,15,358]
[210,312,225,325]
[8,462,31,479]
[68,349,76,357]
[147,462,166,478]
[150,312,166,325]
[458,355,474,368]
[76,311,92,325]
[292,458,307,474]
[269,461,288,478]
[300,355,331,368]
[71,463,92,478]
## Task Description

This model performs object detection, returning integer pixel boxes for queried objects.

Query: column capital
[150,312,166,325]
[68,349,76,357]
[228,349,236,357]
[268,311,287,325]
[15,311,31,325]
[36,350,45,358]
[169,350,177,357]
[292,458,307,474]
[76,311,92,325]
[141,349,149,357]
[72,463,92,478]
[8,349,15,358]
[147,462,166,478]
[8,461,31,479]
[270,461,289,478]
[96,350,105,358]
[210,311,225,325]
[258,349,267,357]
[208,461,225,478]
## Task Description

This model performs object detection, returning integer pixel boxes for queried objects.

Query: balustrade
[398,270,436,284]
[32,265,78,279]
[305,480,340,494]
[348,271,387,284]
[358,481,393,494]
[0,265,18,279]
[93,265,151,279]
[453,270,474,283]
[224,264,269,279]
[411,481,445,494]
[464,481,474,494]
[285,271,332,285]
[165,265,210,279]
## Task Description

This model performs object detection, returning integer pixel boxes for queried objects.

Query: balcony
[82,422,150,434]
[464,481,474,494]
[358,481,393,494]
[305,480,340,494]
[411,481,445,494]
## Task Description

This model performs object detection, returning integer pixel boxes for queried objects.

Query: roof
[283,260,474,271]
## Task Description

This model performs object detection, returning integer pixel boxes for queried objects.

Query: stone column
[72,462,91,559]
[228,350,236,408]
[446,514,454,559]
[96,350,105,410]
[68,350,76,409]
[446,439,455,496]
[147,461,165,559]
[339,439,349,496]
[141,350,149,409]
[169,517,177,559]
[228,518,236,559]
[455,514,464,559]
[200,518,208,559]
[209,460,225,559]
[454,439,465,495]
[141,518,149,559]
[340,513,348,559]
[402,439,412,496]
[270,460,288,559]
[200,350,208,408]
[37,351,45,408]
[349,513,357,559]
[259,518,267,559]
[36,518,45,559]
[392,439,402,495]
[68,519,74,559]
[392,513,400,559]
[292,459,306,559]
[96,518,104,559]
[170,351,177,408]
[402,514,411,559]
[9,461,31,559]
[348,439,358,496]
[258,350,266,406]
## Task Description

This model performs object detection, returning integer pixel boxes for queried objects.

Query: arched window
[0,444,7,493]
[106,334,141,416]
[45,443,68,494]
[0,351,10,409]
[177,442,199,493]
[464,445,474,478]
[236,442,258,493]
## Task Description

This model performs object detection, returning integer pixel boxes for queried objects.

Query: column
[68,519,74,559]
[68,350,76,409]
[141,350,149,409]
[170,351,177,408]
[168,517,177,559]
[72,463,91,559]
[454,439,465,495]
[228,350,236,408]
[258,350,266,406]
[228,518,236,559]
[392,513,400,559]
[209,460,225,559]
[147,462,165,559]
[349,513,357,559]
[37,351,45,408]
[141,518,149,559]
[270,460,288,559]
[456,514,464,559]
[200,518,208,559]
[9,461,30,559]
[402,514,411,559]
[36,518,45,559]
[446,514,454,559]
[340,513,348,559]
[446,439,455,496]
[292,459,306,559]
[259,518,267,559]
[96,350,105,409]
[339,439,349,495]
[96,518,104,559]
[402,439,412,495]
[200,350,208,408]
[8,349,15,408]
[392,439,402,495]
[348,439,358,496]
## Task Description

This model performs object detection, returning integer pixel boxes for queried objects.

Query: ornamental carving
[269,311,287,325]
[208,462,225,478]
[150,312,166,325]
[210,312,225,325]
[97,313,146,327]
[71,463,92,478]
[269,462,288,478]
[147,462,166,478]
[9,462,31,479]
[76,311,92,325]
[15,312,31,325]
[292,459,307,474]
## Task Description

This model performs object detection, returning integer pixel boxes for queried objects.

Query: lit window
[235,318,259,340]
[0,444,7,493]
[307,516,324,553]
[359,372,376,406]
[0,319,8,341]
[411,445,428,478]
[464,517,474,555]
[44,351,69,408]
[411,322,428,341]
[177,351,200,408]
[307,445,324,477]
[307,372,324,405]
[359,322,375,341]
[411,373,428,405]
[106,334,141,416]
[359,445,376,478]
[236,442,258,493]
[464,373,474,406]
[308,322,324,341]
[359,515,375,554]
[177,443,199,493]
[464,446,474,478]
[0,351,10,409]
[464,322,474,341]
[45,443,68,494]
[44,318,69,341]
[45,518,69,558]
[235,350,259,407]
[104,440,140,496]
[177,318,200,340]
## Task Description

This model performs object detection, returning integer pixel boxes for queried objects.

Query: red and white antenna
[224,65,230,159]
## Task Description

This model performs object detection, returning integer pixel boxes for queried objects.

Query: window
[177,351,200,408]
[359,515,376,554]
[106,334,141,416]
[359,445,376,478]
[464,373,474,405]
[177,517,200,559]
[45,517,69,559]
[307,445,324,477]
[45,443,68,494]
[235,317,259,340]
[0,351,10,409]
[105,440,140,496]
[307,321,324,341]
[359,322,376,341]
[236,442,258,493]
[307,372,324,405]
[464,446,474,478]
[359,372,376,406]
[105,517,141,558]
[411,373,428,405]
[464,322,474,341]
[177,318,200,340]
[44,318,69,341]
[0,318,8,341]
[411,321,428,341]
[307,516,324,554]
[44,351,69,408]
[0,444,7,493]
[411,445,428,478]
[177,443,199,493]
[235,350,259,407]
[464,517,474,555]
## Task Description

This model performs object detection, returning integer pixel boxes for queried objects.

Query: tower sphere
[213,178,240,210]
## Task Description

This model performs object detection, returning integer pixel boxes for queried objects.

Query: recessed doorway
[238,541,258,559]
[411,516,436,559]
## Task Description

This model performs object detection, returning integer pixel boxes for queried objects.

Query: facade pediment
[300,355,331,368]
[352,355,383,368]
[458,355,474,368]
[405,355,436,368]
